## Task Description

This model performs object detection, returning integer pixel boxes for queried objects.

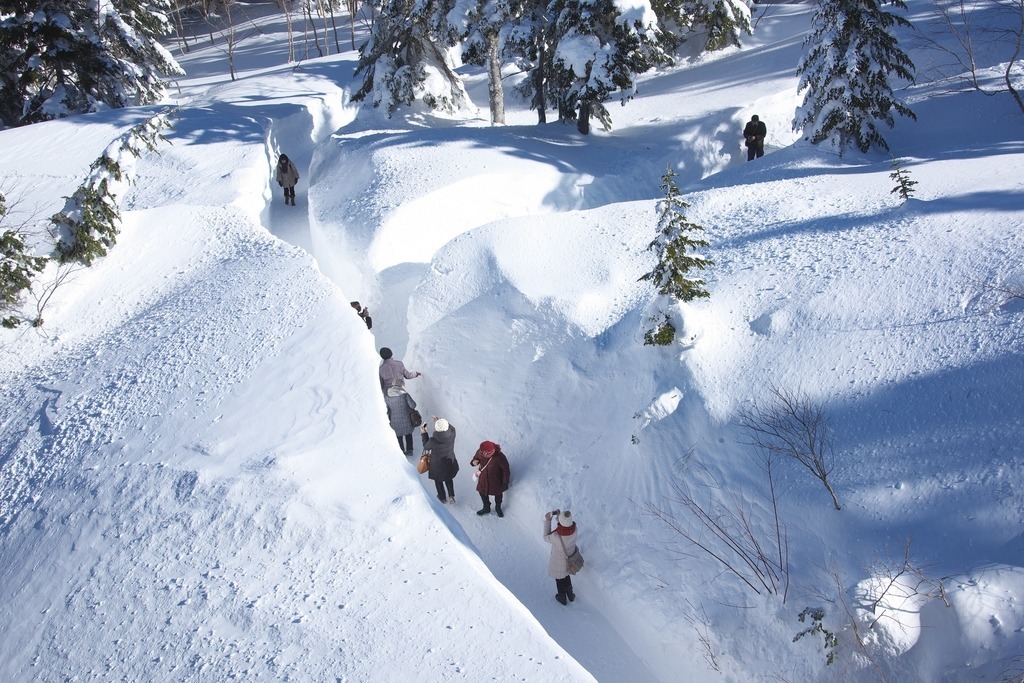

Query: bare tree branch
[739,382,842,510]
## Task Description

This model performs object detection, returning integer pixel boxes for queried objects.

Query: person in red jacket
[470,441,511,517]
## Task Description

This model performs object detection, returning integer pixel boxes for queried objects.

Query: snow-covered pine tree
[639,166,712,302]
[670,0,751,51]
[794,0,916,154]
[547,0,669,134]
[352,0,471,115]
[697,0,750,50]
[101,0,183,101]
[0,0,182,127]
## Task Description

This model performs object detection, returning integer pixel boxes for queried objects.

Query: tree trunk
[486,31,504,125]
[345,0,357,49]
[534,41,547,124]
[306,0,323,57]
[577,100,591,135]
[278,0,295,62]
[328,0,341,53]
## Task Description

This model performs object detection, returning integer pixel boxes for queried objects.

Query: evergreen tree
[0,193,48,328]
[794,0,916,154]
[693,0,751,51]
[547,0,670,134]
[352,0,471,115]
[889,158,917,201]
[640,167,712,302]
[0,0,182,127]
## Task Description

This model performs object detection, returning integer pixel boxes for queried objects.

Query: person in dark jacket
[544,509,578,605]
[351,301,372,329]
[743,115,767,161]
[421,417,459,504]
[384,382,418,454]
[470,441,511,517]
[276,153,300,205]
[379,347,421,395]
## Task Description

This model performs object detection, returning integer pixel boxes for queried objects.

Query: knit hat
[557,510,574,527]
[379,347,393,360]
[479,441,496,456]
[434,418,449,432]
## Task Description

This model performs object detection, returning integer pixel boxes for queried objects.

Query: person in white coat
[544,509,578,605]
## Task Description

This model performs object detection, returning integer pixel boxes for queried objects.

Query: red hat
[479,441,496,456]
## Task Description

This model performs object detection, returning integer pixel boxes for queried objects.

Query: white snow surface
[1,3,1023,682]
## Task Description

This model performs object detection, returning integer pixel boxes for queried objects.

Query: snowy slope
[1,1,1023,681]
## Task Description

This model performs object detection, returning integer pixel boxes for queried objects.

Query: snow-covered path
[256,86,663,680]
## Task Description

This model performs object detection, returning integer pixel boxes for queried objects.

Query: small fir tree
[640,167,713,302]
[889,158,917,201]
[643,313,676,346]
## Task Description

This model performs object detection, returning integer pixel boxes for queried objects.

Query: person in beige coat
[275,153,300,205]
[544,509,578,605]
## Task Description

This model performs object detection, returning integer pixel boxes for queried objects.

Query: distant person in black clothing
[743,115,767,161]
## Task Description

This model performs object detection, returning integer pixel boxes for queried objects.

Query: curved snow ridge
[409,201,657,338]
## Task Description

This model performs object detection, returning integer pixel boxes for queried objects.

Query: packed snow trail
[262,89,663,681]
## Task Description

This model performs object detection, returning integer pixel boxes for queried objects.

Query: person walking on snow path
[544,509,578,605]
[421,417,459,504]
[276,153,300,205]
[470,441,511,517]
[378,347,421,396]
[384,379,418,455]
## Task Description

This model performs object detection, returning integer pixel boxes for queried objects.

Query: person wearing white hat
[420,417,459,504]
[544,509,578,605]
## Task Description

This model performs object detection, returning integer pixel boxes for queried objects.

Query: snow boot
[476,505,491,516]
[495,504,504,518]
[555,593,568,606]
[567,589,575,602]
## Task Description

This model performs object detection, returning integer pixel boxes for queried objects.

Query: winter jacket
[743,119,766,144]
[379,358,420,394]
[276,159,300,188]
[422,424,459,482]
[469,447,510,496]
[544,521,578,579]
[384,389,417,437]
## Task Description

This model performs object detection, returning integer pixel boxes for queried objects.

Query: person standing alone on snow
[276,153,300,205]
[470,441,511,517]
[378,347,422,396]
[421,417,459,504]
[544,509,578,605]
[743,115,767,161]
